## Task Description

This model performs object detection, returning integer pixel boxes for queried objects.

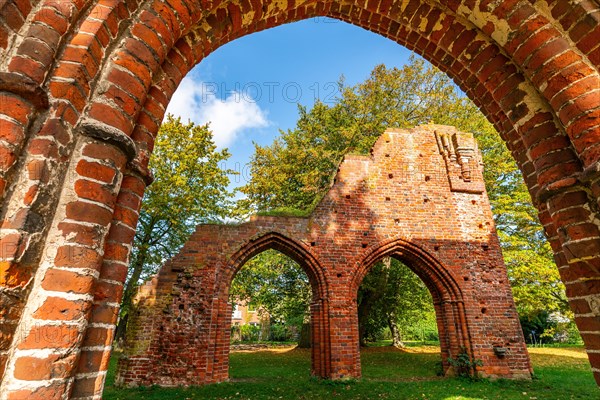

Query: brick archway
[0,0,599,398]
[353,239,472,376]
[228,232,330,299]
[115,229,332,386]
[225,232,332,379]
[116,126,533,389]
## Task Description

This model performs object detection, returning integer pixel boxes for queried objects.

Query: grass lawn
[103,344,598,399]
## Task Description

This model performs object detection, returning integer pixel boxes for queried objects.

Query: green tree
[237,57,493,213]
[235,56,568,344]
[359,258,435,347]
[117,115,234,340]
[230,250,311,330]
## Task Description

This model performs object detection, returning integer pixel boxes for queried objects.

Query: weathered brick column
[0,72,51,385]
[326,297,361,378]
[310,298,331,377]
[537,179,600,384]
[68,171,148,398]
[0,119,150,399]
[0,133,125,397]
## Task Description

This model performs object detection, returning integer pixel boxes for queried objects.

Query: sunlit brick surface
[117,126,532,387]
[1,1,599,398]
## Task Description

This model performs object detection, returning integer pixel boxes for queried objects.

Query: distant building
[231,299,268,326]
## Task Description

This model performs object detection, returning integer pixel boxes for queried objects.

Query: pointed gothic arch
[0,1,599,398]
[353,238,472,376]
[224,232,332,378]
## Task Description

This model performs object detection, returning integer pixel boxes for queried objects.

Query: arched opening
[109,18,520,394]
[356,257,443,379]
[0,1,599,398]
[227,249,314,378]
[354,239,469,378]
[221,232,331,379]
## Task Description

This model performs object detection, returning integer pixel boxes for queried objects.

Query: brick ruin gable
[116,125,532,387]
[1,1,599,397]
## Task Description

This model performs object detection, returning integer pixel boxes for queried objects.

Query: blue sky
[165,18,414,190]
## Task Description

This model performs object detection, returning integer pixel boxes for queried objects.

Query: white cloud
[165,76,269,148]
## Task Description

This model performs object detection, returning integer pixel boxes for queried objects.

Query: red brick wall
[0,1,599,398]
[116,126,532,386]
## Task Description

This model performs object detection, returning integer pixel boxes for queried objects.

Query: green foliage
[400,315,439,342]
[358,258,435,345]
[238,324,262,342]
[230,250,311,332]
[132,115,234,268]
[231,323,298,343]
[269,323,297,342]
[235,55,570,339]
[256,207,311,217]
[521,311,582,346]
[143,115,234,224]
[118,115,235,337]
[447,348,483,379]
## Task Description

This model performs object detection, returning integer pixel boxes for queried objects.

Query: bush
[269,323,297,342]
[402,319,439,342]
[239,324,261,342]
[232,323,299,343]
[447,348,483,378]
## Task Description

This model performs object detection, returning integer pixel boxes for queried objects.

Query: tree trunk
[297,323,311,348]
[260,318,270,341]
[114,222,154,342]
[114,249,147,341]
[357,299,372,347]
[387,311,405,348]
[114,313,129,348]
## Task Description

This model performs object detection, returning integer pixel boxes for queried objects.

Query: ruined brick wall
[117,126,532,386]
[0,1,599,398]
